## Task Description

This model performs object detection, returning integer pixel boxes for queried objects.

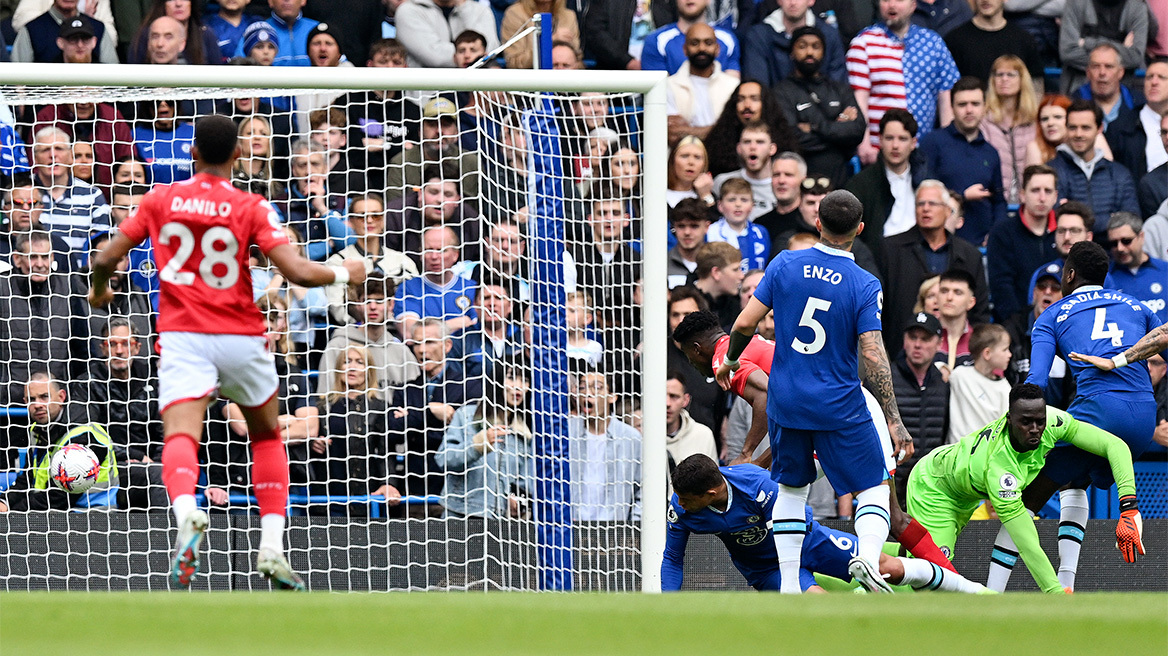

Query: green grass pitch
[2,592,1166,655]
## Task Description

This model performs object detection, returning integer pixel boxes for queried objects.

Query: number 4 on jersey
[1090,308,1124,347]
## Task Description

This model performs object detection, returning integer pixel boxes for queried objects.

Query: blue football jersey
[1027,285,1162,398]
[1105,257,1168,324]
[394,275,478,324]
[753,243,883,430]
[663,465,847,591]
[133,123,195,185]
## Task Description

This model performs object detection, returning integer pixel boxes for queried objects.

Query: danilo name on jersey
[169,196,233,218]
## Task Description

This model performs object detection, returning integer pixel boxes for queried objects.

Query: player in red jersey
[672,310,959,573]
[89,115,367,590]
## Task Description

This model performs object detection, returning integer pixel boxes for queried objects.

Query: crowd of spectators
[0,0,1164,520]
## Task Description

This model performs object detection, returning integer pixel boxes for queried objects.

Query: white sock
[986,525,1020,592]
[172,494,197,526]
[772,484,810,594]
[853,485,891,569]
[897,557,986,593]
[1058,489,1089,590]
[260,514,286,555]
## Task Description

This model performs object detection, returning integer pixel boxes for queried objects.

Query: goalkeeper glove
[1115,495,1144,563]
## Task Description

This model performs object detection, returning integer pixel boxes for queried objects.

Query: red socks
[250,428,288,518]
[899,517,958,573]
[161,433,200,501]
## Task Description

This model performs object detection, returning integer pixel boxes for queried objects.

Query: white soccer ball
[50,444,101,494]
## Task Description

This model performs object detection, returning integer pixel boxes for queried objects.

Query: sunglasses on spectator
[3,200,42,210]
[1109,236,1137,248]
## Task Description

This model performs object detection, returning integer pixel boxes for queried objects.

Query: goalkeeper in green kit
[907,383,1143,594]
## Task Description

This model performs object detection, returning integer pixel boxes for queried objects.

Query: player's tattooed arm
[1070,324,1168,371]
[859,330,914,463]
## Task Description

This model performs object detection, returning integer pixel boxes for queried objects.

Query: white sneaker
[848,556,893,594]
[170,510,209,588]
[257,548,306,591]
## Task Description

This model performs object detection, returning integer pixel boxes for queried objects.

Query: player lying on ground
[714,191,913,594]
[673,310,956,573]
[907,383,1143,594]
[89,114,367,591]
[663,455,989,593]
[985,241,1159,591]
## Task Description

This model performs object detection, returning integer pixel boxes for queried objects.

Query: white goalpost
[0,63,668,592]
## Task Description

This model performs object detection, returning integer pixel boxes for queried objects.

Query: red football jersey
[119,173,289,336]
[713,333,776,399]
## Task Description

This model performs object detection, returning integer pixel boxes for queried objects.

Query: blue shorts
[750,521,856,591]
[1042,393,1156,489]
[769,419,889,493]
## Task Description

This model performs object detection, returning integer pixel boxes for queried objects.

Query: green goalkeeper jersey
[918,406,1136,593]
[923,407,1136,522]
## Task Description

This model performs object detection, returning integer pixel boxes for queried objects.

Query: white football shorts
[158,332,279,411]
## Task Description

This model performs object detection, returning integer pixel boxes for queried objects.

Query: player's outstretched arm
[716,297,771,389]
[731,370,770,465]
[88,232,137,308]
[661,522,691,591]
[266,243,367,289]
[1070,324,1168,371]
[858,330,913,464]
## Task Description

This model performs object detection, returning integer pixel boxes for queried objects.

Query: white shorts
[158,332,279,412]
[861,387,897,475]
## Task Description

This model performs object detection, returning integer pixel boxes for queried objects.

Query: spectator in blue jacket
[435,366,533,519]
[450,280,524,380]
[1105,212,1168,323]
[985,164,1059,322]
[233,0,319,66]
[206,0,258,57]
[741,0,847,87]
[918,76,1008,246]
[1048,99,1140,234]
[642,0,740,75]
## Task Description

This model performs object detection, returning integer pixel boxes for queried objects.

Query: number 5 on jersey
[159,222,240,289]
[792,297,832,354]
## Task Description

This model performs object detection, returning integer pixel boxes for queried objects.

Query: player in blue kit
[663,455,989,593]
[986,241,1162,592]
[716,190,913,594]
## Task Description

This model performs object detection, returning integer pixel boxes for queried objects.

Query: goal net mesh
[0,80,648,592]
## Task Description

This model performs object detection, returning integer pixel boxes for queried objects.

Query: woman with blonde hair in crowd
[980,56,1039,203]
[500,0,580,70]
[666,135,714,208]
[1024,93,1113,166]
[233,115,282,198]
[313,346,401,516]
[913,275,942,317]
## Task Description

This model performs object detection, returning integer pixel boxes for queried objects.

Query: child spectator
[206,0,257,58]
[706,177,769,270]
[241,21,279,66]
[453,29,486,68]
[566,290,604,366]
[947,324,1012,443]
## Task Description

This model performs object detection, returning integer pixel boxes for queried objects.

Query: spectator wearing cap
[395,0,499,68]
[54,15,101,63]
[11,0,120,64]
[985,164,1059,322]
[1004,261,1065,390]
[206,0,259,58]
[241,21,280,65]
[774,25,865,189]
[233,0,320,67]
[890,311,948,504]
[385,97,479,202]
[129,0,225,65]
[294,23,355,137]
[666,24,739,144]
[1105,212,1168,324]
[301,0,385,67]
[741,0,848,88]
